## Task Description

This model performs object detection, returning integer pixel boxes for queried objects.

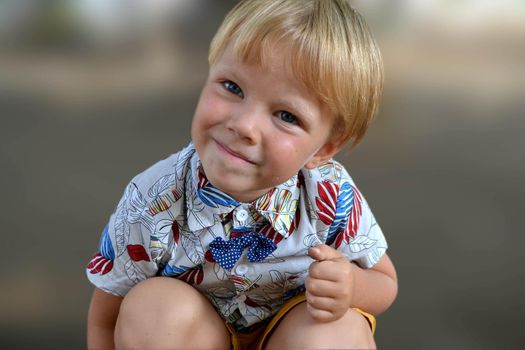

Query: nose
[226,104,263,145]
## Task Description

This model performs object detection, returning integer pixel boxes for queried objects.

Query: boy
[87,1,398,349]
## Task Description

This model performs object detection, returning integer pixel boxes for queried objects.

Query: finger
[309,259,352,282]
[305,291,339,311]
[306,303,337,323]
[305,276,347,299]
[308,244,344,262]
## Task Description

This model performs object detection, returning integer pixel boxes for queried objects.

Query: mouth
[214,140,257,165]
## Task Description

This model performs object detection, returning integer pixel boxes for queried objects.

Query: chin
[209,175,265,202]
[208,174,244,195]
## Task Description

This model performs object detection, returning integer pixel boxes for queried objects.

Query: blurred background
[1,0,524,348]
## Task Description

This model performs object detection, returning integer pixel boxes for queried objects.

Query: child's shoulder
[301,158,356,187]
[129,143,196,201]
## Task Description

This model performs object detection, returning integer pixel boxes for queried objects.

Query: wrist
[347,262,359,307]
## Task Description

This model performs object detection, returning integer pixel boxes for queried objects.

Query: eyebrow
[278,97,316,124]
[212,66,251,94]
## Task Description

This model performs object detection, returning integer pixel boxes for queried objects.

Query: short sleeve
[86,180,160,296]
[326,167,387,268]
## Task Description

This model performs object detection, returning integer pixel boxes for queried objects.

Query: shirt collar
[185,148,300,238]
[251,176,300,239]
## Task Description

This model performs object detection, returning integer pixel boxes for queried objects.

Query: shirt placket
[229,205,255,302]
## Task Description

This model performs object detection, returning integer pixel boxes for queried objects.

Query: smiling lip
[214,140,256,164]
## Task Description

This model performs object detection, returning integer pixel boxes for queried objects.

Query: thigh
[265,302,376,350]
[115,277,230,350]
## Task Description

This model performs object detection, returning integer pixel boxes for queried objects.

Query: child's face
[191,42,340,203]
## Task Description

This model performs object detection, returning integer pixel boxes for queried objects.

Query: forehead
[217,43,306,96]
[217,38,308,88]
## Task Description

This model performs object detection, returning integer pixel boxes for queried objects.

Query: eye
[277,111,299,125]
[222,80,244,98]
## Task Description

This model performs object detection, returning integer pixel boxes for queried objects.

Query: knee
[267,304,376,350]
[117,277,199,326]
[114,277,203,348]
[339,308,376,349]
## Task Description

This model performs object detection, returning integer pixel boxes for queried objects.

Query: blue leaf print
[99,225,115,260]
[198,185,239,208]
[232,226,253,233]
[161,264,189,277]
[326,182,354,245]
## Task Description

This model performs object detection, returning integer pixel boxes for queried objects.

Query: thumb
[308,244,343,261]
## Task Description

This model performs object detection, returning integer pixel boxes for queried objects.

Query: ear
[304,139,345,169]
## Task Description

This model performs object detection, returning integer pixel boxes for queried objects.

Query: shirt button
[235,264,249,275]
[235,209,249,221]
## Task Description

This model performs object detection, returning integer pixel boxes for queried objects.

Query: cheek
[193,90,229,127]
[192,95,218,142]
[268,137,312,167]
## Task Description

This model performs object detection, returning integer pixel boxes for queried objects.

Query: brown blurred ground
[1,1,524,349]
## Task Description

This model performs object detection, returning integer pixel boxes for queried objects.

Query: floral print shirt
[86,143,387,330]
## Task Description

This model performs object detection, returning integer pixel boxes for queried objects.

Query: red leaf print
[231,230,252,239]
[178,266,204,285]
[171,188,183,202]
[195,269,204,284]
[197,171,208,189]
[335,231,345,249]
[288,208,301,237]
[101,261,113,275]
[87,252,114,275]
[127,245,151,262]
[287,274,299,281]
[259,224,282,244]
[172,221,180,243]
[345,188,363,242]
[205,249,216,262]
[315,181,339,225]
[87,253,104,269]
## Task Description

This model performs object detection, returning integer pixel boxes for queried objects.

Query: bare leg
[265,302,376,350]
[114,277,230,350]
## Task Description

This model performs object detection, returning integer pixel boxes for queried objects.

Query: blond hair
[208,0,383,150]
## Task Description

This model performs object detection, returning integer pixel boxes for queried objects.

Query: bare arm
[87,287,123,350]
[350,253,398,315]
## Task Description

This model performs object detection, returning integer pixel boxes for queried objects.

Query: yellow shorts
[225,293,376,350]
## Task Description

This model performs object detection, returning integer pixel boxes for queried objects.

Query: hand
[305,244,355,322]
